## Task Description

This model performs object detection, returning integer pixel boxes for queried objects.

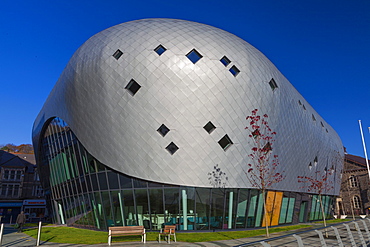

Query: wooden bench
[108,226,146,245]
[159,225,176,244]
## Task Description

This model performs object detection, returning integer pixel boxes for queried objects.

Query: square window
[263,142,272,154]
[302,105,306,110]
[186,49,203,64]
[218,134,233,151]
[125,79,141,96]
[203,121,216,134]
[312,114,316,121]
[220,56,231,67]
[269,78,278,91]
[154,45,167,56]
[229,65,240,77]
[113,49,123,60]
[298,100,302,105]
[166,142,179,155]
[157,124,170,137]
[252,129,261,138]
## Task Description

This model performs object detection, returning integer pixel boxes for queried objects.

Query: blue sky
[1,0,369,157]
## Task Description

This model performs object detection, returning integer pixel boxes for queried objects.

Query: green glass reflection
[236,189,249,228]
[195,188,210,230]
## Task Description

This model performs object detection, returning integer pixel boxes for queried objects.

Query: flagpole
[359,120,370,181]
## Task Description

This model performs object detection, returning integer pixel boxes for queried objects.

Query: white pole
[0,223,4,246]
[359,120,370,181]
[36,221,42,246]
[228,192,233,229]
[182,190,187,230]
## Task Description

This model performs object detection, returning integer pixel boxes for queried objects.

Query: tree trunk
[262,189,270,238]
[319,194,328,238]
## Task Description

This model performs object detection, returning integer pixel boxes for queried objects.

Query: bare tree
[208,164,228,188]
[245,109,285,237]
[298,169,334,237]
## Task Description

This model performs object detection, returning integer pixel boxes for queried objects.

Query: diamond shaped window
[113,49,123,60]
[186,49,202,64]
[157,124,170,137]
[229,65,240,77]
[166,142,179,155]
[269,78,278,91]
[220,56,231,67]
[125,79,141,96]
[154,45,166,56]
[203,121,216,134]
[263,142,272,154]
[218,134,233,151]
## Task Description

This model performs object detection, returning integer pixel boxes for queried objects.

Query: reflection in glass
[37,117,336,231]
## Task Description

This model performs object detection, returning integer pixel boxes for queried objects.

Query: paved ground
[1,220,369,246]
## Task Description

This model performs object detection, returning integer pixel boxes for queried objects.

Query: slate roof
[0,151,36,172]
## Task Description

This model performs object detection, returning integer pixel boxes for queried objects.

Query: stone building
[338,153,370,216]
[0,151,45,223]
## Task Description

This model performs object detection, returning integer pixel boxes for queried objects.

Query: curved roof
[33,19,343,194]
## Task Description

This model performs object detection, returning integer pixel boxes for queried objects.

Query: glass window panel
[101,191,113,227]
[286,197,295,223]
[8,185,14,196]
[186,49,202,64]
[79,176,88,194]
[93,192,105,229]
[279,197,289,224]
[110,191,124,226]
[236,189,249,228]
[90,174,99,191]
[16,171,21,180]
[148,181,163,188]
[4,170,9,179]
[133,179,147,188]
[148,189,164,230]
[10,170,15,180]
[14,185,19,197]
[119,174,132,189]
[210,188,225,230]
[195,188,210,230]
[135,189,149,227]
[247,190,263,227]
[1,185,7,196]
[122,190,137,226]
[97,172,108,190]
[180,188,195,230]
[163,188,179,227]
[96,160,105,172]
[225,189,237,229]
[107,172,119,190]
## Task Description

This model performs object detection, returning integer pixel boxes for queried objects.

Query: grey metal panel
[32,18,344,194]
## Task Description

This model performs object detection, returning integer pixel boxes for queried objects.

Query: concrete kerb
[0,220,366,247]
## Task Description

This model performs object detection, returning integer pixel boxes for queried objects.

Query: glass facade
[37,117,336,231]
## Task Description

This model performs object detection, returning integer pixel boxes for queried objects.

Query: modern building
[32,19,344,231]
[0,151,46,223]
[337,153,370,216]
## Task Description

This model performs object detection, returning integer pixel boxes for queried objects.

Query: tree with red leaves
[245,109,285,237]
[298,169,334,236]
